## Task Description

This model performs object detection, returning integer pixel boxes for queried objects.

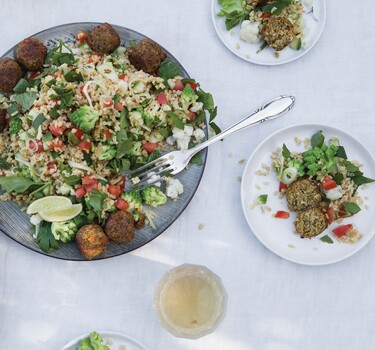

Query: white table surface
[1,1,375,349]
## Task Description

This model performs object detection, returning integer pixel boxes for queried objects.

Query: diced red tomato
[79,85,86,97]
[104,129,112,140]
[53,70,62,79]
[279,181,288,192]
[78,141,91,152]
[108,184,122,197]
[186,82,198,90]
[28,140,38,152]
[337,204,348,217]
[275,211,290,219]
[173,79,184,91]
[30,71,40,79]
[49,124,67,137]
[326,207,335,225]
[119,73,127,80]
[114,101,124,111]
[36,140,44,152]
[72,128,84,140]
[86,181,99,193]
[87,53,103,64]
[188,111,196,121]
[144,142,158,154]
[75,31,88,43]
[332,224,353,238]
[46,161,58,174]
[82,175,99,193]
[103,98,114,108]
[262,13,271,19]
[50,139,64,150]
[114,198,129,211]
[82,175,95,186]
[75,186,86,198]
[157,93,167,105]
[321,176,337,191]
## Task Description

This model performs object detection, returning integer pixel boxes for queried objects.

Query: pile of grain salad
[0,23,219,257]
[253,131,374,245]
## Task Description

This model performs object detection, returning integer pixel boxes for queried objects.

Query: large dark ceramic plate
[0,22,208,260]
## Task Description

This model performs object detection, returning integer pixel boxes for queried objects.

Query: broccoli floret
[122,190,142,211]
[142,110,155,125]
[303,144,338,179]
[127,141,142,156]
[287,159,305,177]
[181,84,197,110]
[51,220,78,243]
[67,105,99,132]
[9,118,23,135]
[98,145,116,160]
[141,186,167,207]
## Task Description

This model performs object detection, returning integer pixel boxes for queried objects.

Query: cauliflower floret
[129,110,144,127]
[193,129,205,143]
[324,186,343,201]
[166,178,184,199]
[172,125,194,152]
[166,136,175,146]
[240,20,261,44]
[190,102,204,113]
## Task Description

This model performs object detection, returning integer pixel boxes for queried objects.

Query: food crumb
[237,176,242,183]
[246,54,251,59]
[362,184,369,190]
[294,137,302,145]
[198,224,205,230]
[288,244,295,249]
[364,196,369,200]
[238,159,245,165]
[107,340,113,345]
[119,345,126,350]
[263,181,270,186]
[304,138,311,149]
[364,204,369,210]
[261,205,271,213]
[230,31,236,36]
[255,184,261,190]
[274,51,280,58]
[236,43,241,49]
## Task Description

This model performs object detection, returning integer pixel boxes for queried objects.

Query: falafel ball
[0,58,24,93]
[75,224,109,260]
[104,211,135,244]
[128,39,167,74]
[286,178,322,212]
[15,37,47,71]
[135,213,146,230]
[0,109,7,132]
[87,22,121,54]
[295,207,328,238]
[261,16,295,51]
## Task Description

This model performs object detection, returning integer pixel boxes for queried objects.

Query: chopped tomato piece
[50,139,64,150]
[53,70,62,79]
[332,224,353,238]
[72,128,84,140]
[78,141,91,152]
[321,176,337,191]
[157,93,167,105]
[108,184,122,197]
[49,125,66,137]
[79,85,86,97]
[337,204,348,217]
[30,71,40,79]
[75,31,88,43]
[275,211,290,219]
[104,129,112,139]
[186,82,198,90]
[82,175,99,193]
[119,73,127,80]
[115,198,129,211]
[173,79,184,91]
[75,186,86,198]
[82,175,95,186]
[279,181,288,192]
[114,101,124,111]
[326,207,335,225]
[144,142,158,154]
[188,111,196,121]
[29,140,44,153]
[46,161,58,174]
[87,53,103,64]
[36,140,44,152]
[103,98,114,107]
[262,13,271,19]
[86,181,99,193]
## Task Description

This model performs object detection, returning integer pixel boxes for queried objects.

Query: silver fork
[125,95,295,189]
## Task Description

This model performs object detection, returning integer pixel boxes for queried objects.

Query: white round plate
[61,331,148,350]
[241,124,375,265]
[211,0,326,65]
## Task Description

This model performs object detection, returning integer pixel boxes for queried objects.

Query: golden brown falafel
[261,16,295,51]
[87,23,121,54]
[0,58,24,93]
[75,224,109,260]
[0,109,7,132]
[295,207,328,238]
[15,37,47,71]
[286,178,322,212]
[128,39,167,74]
[104,211,135,244]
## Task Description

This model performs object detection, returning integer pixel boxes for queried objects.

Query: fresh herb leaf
[68,132,79,146]
[63,69,83,83]
[0,158,11,169]
[119,109,130,129]
[62,175,81,186]
[45,78,56,88]
[36,221,58,253]
[49,106,60,119]
[257,41,268,54]
[7,104,19,117]
[352,175,375,186]
[342,202,361,215]
[209,121,221,134]
[116,139,134,159]
[166,111,185,130]
[209,106,218,123]
[32,114,46,129]
[263,0,293,15]
[86,189,107,223]
[190,153,203,165]
[218,0,244,14]
[282,144,291,159]
[320,235,334,244]
[335,146,347,159]
[13,78,29,94]
[46,40,75,66]
[333,172,344,185]
[0,176,44,193]
[197,89,214,110]
[257,194,268,204]
[311,130,325,148]
[113,93,120,105]
[220,9,249,30]
[14,92,38,112]
[158,61,180,80]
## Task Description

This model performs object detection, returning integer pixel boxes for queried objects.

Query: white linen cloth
[1,1,375,349]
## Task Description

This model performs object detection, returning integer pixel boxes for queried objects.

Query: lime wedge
[26,196,72,215]
[39,204,83,222]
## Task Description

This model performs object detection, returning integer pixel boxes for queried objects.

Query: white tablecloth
[1,1,375,349]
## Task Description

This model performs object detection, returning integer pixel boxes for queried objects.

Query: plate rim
[241,122,375,265]
[0,22,208,261]
[60,330,148,350]
[210,0,327,66]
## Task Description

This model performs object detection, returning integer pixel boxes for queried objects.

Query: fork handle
[188,95,295,156]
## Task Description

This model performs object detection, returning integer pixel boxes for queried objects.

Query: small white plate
[211,0,326,65]
[60,331,148,350]
[241,124,375,265]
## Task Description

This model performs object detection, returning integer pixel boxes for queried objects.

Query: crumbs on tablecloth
[198,224,205,230]
[304,138,311,149]
[288,244,295,249]
[236,43,241,49]
[294,137,302,145]
[237,176,242,183]
[238,159,245,165]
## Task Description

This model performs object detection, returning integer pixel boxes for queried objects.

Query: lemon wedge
[26,196,72,215]
[39,204,83,222]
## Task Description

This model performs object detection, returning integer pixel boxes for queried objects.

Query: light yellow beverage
[154,264,227,339]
